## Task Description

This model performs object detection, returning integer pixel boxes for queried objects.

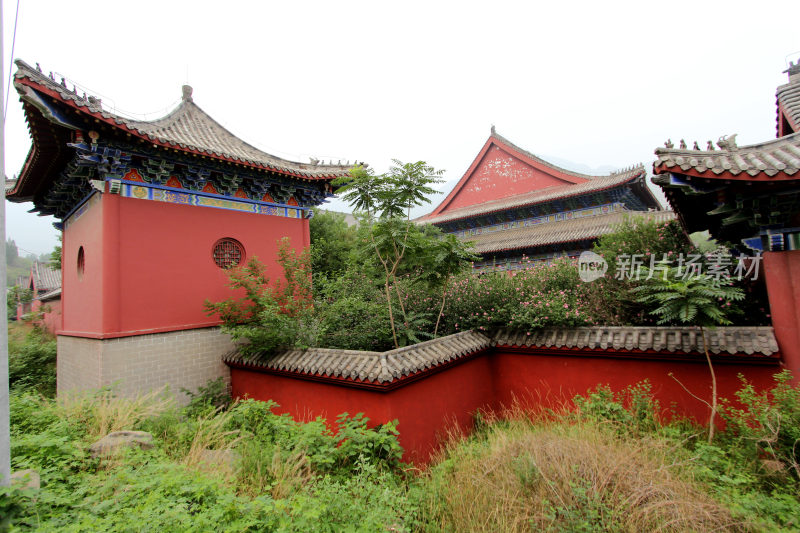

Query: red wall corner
[763,251,800,380]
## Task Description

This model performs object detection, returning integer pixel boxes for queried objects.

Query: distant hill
[6,239,52,287]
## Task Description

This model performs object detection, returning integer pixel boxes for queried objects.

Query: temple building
[16,261,62,334]
[418,129,671,270]
[6,60,353,399]
[652,59,800,377]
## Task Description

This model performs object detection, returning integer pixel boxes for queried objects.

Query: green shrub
[181,377,232,419]
[572,381,661,435]
[205,238,322,356]
[315,270,394,351]
[8,327,57,396]
[309,209,359,279]
[718,370,800,481]
[280,458,422,533]
[6,391,417,532]
[225,399,403,477]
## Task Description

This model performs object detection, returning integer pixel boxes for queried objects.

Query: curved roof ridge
[13,59,355,179]
[655,130,800,156]
[653,131,800,179]
[426,128,646,219]
[491,130,601,180]
[419,166,647,225]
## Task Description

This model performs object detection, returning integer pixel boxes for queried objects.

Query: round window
[212,238,245,269]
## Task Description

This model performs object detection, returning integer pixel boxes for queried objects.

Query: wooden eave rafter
[8,99,74,202]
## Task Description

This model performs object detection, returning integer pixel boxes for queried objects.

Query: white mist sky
[2,0,798,254]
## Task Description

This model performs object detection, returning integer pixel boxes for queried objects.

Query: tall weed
[57,387,174,439]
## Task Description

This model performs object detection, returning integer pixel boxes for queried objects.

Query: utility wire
[3,0,19,118]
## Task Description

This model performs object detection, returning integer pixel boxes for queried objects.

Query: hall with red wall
[60,190,309,339]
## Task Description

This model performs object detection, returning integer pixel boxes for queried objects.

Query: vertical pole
[0,0,12,486]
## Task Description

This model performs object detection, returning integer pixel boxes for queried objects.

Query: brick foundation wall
[57,327,233,403]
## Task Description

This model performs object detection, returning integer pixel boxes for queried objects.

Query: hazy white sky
[2,0,798,254]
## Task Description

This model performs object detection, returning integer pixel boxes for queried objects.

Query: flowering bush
[590,216,696,325]
[406,256,600,335]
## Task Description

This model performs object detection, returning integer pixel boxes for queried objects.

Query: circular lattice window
[212,238,245,269]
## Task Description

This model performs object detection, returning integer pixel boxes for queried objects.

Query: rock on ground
[11,469,40,490]
[89,430,154,458]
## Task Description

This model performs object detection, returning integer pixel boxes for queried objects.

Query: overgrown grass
[4,374,799,531]
[423,417,744,532]
[7,323,57,397]
[3,388,418,532]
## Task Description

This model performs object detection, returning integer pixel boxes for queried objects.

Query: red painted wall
[31,298,62,334]
[381,355,495,461]
[61,192,309,338]
[491,349,779,423]
[231,354,496,463]
[232,368,391,424]
[62,194,105,335]
[763,251,800,381]
[231,349,782,465]
[446,146,575,211]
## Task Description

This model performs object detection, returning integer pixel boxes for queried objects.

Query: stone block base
[57,327,233,404]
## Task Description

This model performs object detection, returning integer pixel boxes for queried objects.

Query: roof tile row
[493,326,779,356]
[223,330,492,383]
[460,210,676,254]
[224,325,779,386]
[14,60,353,180]
[32,261,61,292]
[777,78,800,133]
[654,132,800,178]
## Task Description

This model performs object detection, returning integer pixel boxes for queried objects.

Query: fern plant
[633,266,744,442]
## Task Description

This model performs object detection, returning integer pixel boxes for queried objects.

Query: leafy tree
[7,286,32,321]
[633,267,744,442]
[309,210,358,280]
[413,232,479,336]
[49,245,62,270]
[5,239,19,266]
[332,164,384,221]
[332,161,445,348]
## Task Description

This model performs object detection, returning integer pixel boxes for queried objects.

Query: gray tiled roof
[420,166,647,225]
[493,326,779,357]
[37,287,61,302]
[14,60,353,180]
[653,132,800,178]
[777,78,800,134]
[223,330,492,383]
[32,261,61,293]
[461,210,676,254]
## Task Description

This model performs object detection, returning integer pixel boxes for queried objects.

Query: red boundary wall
[229,346,782,465]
